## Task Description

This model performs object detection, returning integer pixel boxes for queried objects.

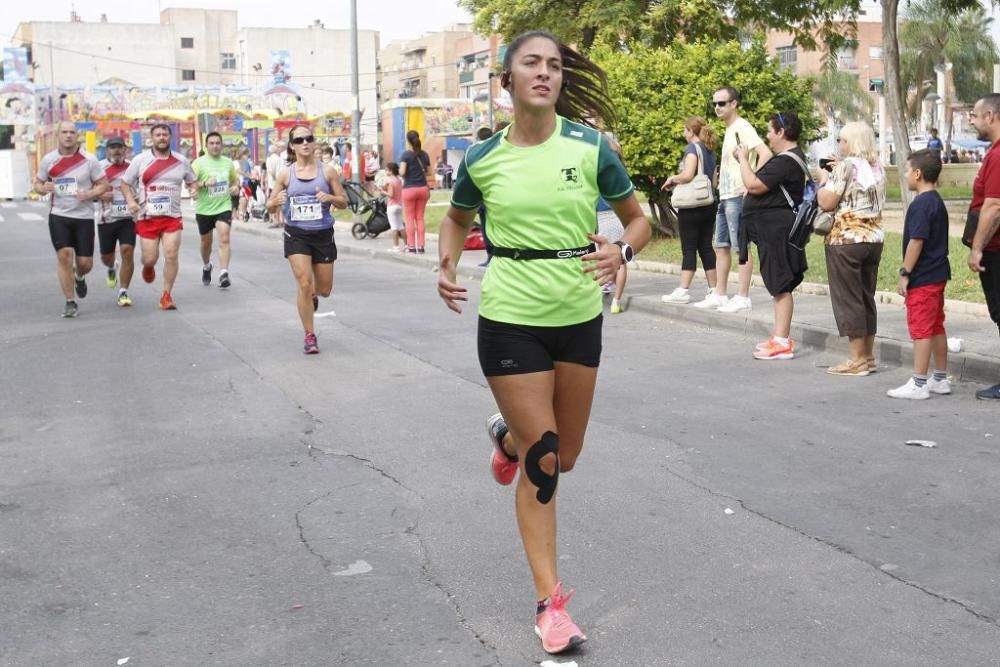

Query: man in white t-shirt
[695,86,773,313]
[33,121,109,318]
[119,124,197,311]
[265,142,286,227]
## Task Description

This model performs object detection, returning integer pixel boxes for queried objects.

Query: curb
[233,222,999,383]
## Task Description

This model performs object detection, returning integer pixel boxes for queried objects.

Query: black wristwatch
[898,267,911,277]
[613,241,634,263]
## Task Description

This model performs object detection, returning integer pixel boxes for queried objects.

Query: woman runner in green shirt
[437,31,650,655]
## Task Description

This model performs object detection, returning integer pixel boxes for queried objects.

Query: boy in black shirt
[889,149,952,399]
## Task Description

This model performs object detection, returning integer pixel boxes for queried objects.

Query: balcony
[459,71,474,84]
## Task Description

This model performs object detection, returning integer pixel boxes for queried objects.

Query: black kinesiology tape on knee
[523,431,559,504]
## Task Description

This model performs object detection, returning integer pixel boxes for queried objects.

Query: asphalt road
[2,199,1000,666]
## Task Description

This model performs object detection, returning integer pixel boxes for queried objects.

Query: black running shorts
[97,219,136,255]
[196,211,233,236]
[477,314,603,376]
[49,214,95,257]
[283,225,337,264]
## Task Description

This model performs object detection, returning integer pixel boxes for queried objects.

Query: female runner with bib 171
[267,124,348,354]
[437,31,650,655]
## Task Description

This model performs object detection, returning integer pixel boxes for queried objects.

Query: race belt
[490,244,596,260]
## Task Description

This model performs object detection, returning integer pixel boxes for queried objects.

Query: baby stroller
[247,181,269,222]
[344,181,390,240]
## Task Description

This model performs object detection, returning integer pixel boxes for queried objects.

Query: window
[221,52,236,70]
[182,69,196,81]
[776,46,797,73]
[181,37,194,49]
[869,46,882,61]
[836,47,858,70]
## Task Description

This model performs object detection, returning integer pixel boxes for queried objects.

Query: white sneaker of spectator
[926,376,952,394]
[718,294,751,313]
[693,291,727,309]
[661,287,690,304]
[887,378,931,400]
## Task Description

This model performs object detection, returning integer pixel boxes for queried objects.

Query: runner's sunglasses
[290,135,316,145]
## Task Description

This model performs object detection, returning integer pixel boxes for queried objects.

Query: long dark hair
[501,30,616,130]
[286,124,312,164]
[406,130,422,153]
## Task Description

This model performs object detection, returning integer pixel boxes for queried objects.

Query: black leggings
[678,204,717,272]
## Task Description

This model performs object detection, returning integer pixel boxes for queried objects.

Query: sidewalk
[233,218,1000,384]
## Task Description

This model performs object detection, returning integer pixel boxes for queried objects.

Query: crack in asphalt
[652,456,1000,628]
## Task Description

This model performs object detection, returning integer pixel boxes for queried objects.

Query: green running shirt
[452,116,635,326]
[192,155,239,216]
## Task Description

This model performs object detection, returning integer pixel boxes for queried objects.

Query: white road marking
[315,310,337,318]
[19,212,44,221]
[1,202,15,208]
[0,214,4,222]
[333,559,371,576]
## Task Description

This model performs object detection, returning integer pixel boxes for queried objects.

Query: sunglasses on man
[712,100,731,107]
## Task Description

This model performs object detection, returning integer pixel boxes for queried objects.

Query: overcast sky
[1,0,474,46]
[3,1,999,52]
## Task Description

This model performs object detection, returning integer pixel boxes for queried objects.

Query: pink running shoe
[486,413,518,485]
[535,582,586,654]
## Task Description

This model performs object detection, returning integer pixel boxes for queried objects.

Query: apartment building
[378,24,473,101]
[13,10,379,143]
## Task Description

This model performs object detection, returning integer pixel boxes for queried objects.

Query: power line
[14,36,489,84]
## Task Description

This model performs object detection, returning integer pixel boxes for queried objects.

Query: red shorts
[905,281,946,339]
[136,216,183,240]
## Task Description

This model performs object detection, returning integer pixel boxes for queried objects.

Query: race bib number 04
[109,198,129,219]
[290,195,322,221]
[54,177,78,196]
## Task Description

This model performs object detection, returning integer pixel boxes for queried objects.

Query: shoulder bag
[671,143,715,210]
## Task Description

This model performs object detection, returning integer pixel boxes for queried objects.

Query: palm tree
[813,67,875,139]
[901,0,999,132]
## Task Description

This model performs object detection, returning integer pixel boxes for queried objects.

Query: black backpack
[778,151,819,251]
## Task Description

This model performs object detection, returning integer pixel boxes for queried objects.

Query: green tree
[880,0,995,206]
[459,0,862,52]
[592,40,820,236]
[813,67,874,137]
[901,0,998,124]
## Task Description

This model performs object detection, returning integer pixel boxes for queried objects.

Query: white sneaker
[661,287,690,304]
[693,292,727,309]
[927,376,952,395]
[887,378,931,400]
[718,294,751,313]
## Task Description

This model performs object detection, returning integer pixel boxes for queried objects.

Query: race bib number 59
[147,194,172,216]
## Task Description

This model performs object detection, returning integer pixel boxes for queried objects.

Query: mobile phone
[819,157,834,172]
[734,132,742,146]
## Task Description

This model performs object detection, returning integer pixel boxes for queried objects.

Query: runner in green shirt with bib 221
[437,30,651,656]
[193,132,240,288]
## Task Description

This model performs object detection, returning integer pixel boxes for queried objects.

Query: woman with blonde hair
[661,116,719,303]
[817,121,887,376]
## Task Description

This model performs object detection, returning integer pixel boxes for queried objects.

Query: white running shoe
[661,287,690,304]
[718,294,751,313]
[887,378,931,400]
[693,292,727,309]
[927,376,952,395]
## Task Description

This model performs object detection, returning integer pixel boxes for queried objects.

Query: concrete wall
[160,8,240,86]
[14,21,179,87]
[240,27,379,145]
[885,163,980,190]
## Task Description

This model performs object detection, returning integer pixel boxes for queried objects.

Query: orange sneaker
[753,338,794,360]
[142,265,155,283]
[535,583,586,654]
[159,291,177,310]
